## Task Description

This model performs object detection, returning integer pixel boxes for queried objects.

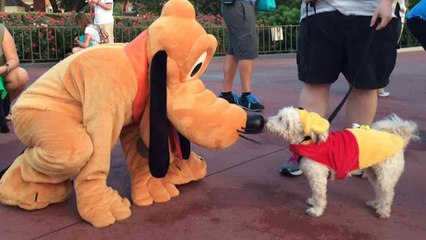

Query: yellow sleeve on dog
[348,128,404,169]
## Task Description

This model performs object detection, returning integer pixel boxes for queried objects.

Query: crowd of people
[72,0,114,54]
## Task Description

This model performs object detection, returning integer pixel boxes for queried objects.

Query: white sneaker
[378,90,390,97]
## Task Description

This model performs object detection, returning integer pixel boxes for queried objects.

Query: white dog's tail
[372,113,420,146]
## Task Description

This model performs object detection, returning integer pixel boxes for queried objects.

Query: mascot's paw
[77,184,131,228]
[130,152,206,206]
[165,152,207,185]
[131,176,179,206]
[0,159,71,210]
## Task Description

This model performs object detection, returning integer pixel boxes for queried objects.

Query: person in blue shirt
[406,0,426,50]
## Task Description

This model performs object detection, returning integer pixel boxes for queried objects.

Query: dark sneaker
[280,154,303,177]
[239,94,265,112]
[352,170,365,177]
[219,92,240,104]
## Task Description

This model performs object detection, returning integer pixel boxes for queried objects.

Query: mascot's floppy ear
[148,50,191,178]
[149,50,169,178]
[296,108,329,136]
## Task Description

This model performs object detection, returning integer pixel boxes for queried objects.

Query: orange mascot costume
[0,0,263,227]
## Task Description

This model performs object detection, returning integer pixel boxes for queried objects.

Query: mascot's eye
[191,63,202,77]
[188,52,207,79]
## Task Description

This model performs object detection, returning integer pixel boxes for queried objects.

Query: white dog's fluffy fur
[267,107,419,218]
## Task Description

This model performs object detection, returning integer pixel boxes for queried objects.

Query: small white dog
[266,107,419,218]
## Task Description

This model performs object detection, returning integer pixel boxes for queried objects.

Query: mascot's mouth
[167,121,190,160]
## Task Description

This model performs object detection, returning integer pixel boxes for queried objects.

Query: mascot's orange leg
[0,109,92,210]
[120,124,207,206]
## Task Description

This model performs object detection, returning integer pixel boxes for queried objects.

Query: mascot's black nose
[244,114,265,134]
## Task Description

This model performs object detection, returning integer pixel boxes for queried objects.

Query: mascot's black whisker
[237,130,262,144]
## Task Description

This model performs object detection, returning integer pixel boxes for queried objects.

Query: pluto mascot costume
[0,0,264,227]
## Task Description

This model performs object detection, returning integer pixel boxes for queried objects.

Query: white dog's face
[266,107,306,144]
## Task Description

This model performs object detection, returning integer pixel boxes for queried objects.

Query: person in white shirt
[89,0,114,43]
[280,0,402,177]
[72,13,101,54]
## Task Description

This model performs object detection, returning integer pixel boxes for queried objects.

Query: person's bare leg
[4,67,29,101]
[238,59,254,93]
[345,88,377,126]
[222,54,238,92]
[72,47,83,55]
[298,83,331,117]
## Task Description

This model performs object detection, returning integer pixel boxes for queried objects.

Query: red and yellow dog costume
[290,109,405,179]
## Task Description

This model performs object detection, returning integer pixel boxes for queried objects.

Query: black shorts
[407,17,426,51]
[297,11,399,89]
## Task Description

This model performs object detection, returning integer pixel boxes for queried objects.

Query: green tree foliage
[131,0,166,15]
[59,0,87,12]
[257,5,300,26]
[131,0,220,15]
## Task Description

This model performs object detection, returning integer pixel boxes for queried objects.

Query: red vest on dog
[290,130,359,179]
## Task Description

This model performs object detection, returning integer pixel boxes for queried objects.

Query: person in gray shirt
[219,0,265,112]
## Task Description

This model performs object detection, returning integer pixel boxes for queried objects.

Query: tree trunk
[49,0,60,12]
[33,0,46,12]
[0,0,5,12]
[123,0,129,13]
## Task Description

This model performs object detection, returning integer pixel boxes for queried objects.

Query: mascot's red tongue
[168,123,183,160]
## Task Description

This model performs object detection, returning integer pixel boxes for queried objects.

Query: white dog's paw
[376,209,391,219]
[366,200,378,209]
[305,207,323,217]
[306,198,315,207]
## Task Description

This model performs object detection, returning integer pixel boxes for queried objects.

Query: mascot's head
[125,0,262,178]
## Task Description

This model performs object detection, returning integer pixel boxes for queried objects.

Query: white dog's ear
[296,109,329,139]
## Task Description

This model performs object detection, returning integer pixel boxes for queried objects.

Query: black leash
[288,9,379,172]
[327,24,377,123]
[304,1,378,123]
